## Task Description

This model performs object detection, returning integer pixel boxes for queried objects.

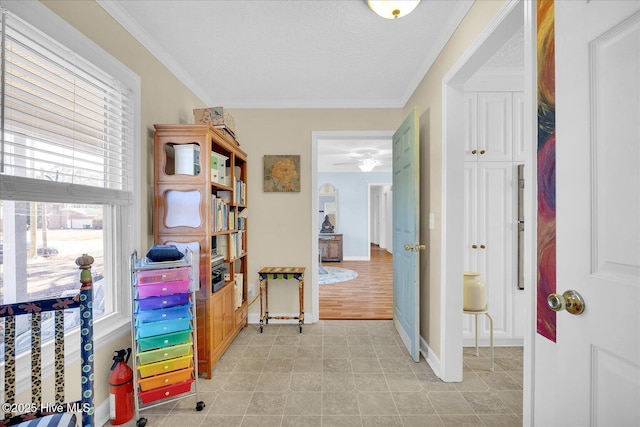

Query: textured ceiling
[99,0,473,108]
[98,1,522,173]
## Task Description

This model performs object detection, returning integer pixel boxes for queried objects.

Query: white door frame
[311,130,394,321]
[441,1,535,422]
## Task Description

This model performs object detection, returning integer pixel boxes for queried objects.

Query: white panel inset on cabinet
[165,190,202,228]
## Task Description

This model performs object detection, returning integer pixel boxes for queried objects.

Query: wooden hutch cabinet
[153,124,248,379]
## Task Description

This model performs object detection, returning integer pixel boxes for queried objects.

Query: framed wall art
[263,155,300,192]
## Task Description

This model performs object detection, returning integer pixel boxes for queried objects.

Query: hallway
[319,244,393,320]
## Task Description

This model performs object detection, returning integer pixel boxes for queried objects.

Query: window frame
[0,0,141,393]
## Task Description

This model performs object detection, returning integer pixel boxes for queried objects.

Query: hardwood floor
[319,244,392,320]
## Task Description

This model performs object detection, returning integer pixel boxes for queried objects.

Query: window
[0,4,139,356]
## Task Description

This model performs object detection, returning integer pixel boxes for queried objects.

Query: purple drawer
[136,293,190,310]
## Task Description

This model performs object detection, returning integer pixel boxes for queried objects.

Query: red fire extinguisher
[109,348,133,425]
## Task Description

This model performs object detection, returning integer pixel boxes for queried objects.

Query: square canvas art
[263,155,300,192]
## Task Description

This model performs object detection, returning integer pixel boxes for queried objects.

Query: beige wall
[34,0,510,407]
[402,0,507,358]
[228,109,404,317]
[39,0,205,408]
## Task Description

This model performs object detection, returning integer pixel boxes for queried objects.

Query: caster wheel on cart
[196,401,206,411]
[136,418,147,427]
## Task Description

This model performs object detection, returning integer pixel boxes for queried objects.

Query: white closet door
[463,162,479,274]
[477,92,513,161]
[463,92,478,162]
[512,92,526,162]
[477,162,515,342]
[463,162,516,343]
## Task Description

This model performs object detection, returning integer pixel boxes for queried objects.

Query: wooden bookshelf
[153,124,248,378]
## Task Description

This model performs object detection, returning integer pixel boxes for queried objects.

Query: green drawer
[137,342,192,365]
[137,330,191,352]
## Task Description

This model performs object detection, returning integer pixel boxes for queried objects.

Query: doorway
[441,0,529,386]
[311,131,393,320]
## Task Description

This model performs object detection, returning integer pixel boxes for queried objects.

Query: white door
[392,107,421,362]
[534,2,640,426]
[463,162,516,344]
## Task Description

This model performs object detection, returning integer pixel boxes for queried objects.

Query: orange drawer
[139,378,194,404]
[138,366,193,392]
[137,354,192,378]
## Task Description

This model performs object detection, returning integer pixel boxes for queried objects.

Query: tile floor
[123,320,523,427]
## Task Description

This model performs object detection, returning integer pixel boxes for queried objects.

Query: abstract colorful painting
[263,155,300,192]
[537,0,557,342]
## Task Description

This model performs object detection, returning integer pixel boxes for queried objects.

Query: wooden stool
[464,306,494,371]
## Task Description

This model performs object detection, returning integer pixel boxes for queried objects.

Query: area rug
[319,267,358,285]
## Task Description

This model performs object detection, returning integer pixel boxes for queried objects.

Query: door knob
[547,290,585,315]
[471,149,477,154]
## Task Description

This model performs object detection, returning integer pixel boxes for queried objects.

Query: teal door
[392,107,421,362]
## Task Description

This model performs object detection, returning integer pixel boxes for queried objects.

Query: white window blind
[0,9,134,195]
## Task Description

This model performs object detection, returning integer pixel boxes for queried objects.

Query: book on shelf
[211,195,230,232]
[215,235,228,259]
[234,273,244,309]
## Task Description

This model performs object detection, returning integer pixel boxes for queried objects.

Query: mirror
[318,183,337,233]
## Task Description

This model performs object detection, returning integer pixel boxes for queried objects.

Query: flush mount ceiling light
[367,0,421,19]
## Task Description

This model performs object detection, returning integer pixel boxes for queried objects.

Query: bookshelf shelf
[153,124,248,379]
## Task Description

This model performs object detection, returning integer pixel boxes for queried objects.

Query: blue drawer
[135,303,191,324]
[136,293,190,310]
[136,317,191,338]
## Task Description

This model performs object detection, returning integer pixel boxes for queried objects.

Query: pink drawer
[136,279,190,298]
[138,366,193,391]
[139,378,194,404]
[136,267,190,284]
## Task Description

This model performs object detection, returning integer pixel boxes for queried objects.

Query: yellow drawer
[137,354,192,378]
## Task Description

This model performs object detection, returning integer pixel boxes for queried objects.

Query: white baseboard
[420,335,442,379]
[95,397,109,427]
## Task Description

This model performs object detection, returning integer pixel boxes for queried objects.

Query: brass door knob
[547,290,585,315]
[480,150,486,154]
[472,244,477,249]
[480,244,486,249]
[471,149,477,154]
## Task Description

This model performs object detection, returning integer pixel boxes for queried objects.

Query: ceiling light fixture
[358,159,379,172]
[367,0,421,19]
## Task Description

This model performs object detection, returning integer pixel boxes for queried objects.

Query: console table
[258,267,305,333]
